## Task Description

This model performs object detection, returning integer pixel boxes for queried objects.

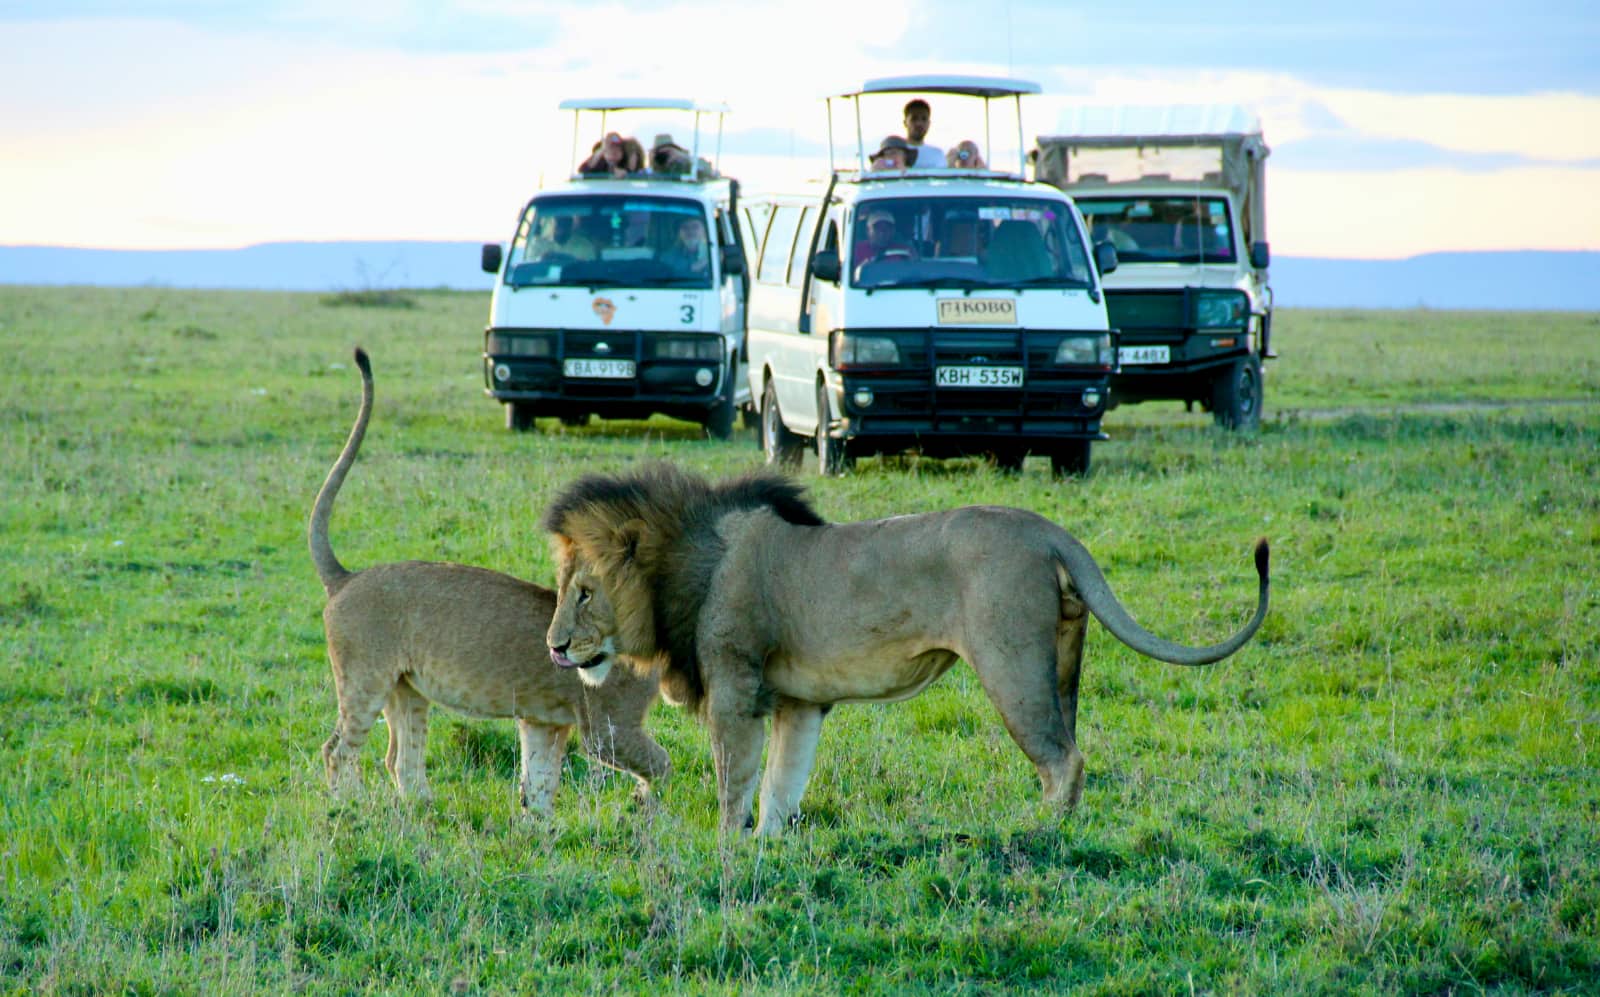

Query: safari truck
[1034,105,1272,429]
[479,98,750,437]
[743,76,1118,476]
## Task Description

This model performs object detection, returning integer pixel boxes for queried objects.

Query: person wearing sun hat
[870,134,913,171]
[650,133,694,176]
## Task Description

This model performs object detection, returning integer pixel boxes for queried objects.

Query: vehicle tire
[1212,356,1263,431]
[991,448,1025,473]
[761,379,804,469]
[506,403,535,432]
[815,382,852,476]
[704,370,737,441]
[1051,440,1092,478]
[558,413,589,428]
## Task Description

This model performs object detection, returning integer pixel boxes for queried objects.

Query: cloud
[3,7,1597,257]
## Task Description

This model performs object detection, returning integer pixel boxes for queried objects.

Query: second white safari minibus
[742,76,1120,475]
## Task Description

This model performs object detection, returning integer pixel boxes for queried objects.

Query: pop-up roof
[559,97,731,181]
[827,75,1041,178]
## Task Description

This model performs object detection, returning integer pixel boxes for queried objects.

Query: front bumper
[485,327,729,417]
[826,327,1114,453]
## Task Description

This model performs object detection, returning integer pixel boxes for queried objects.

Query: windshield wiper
[867,277,994,291]
[1009,276,1091,289]
[635,276,711,288]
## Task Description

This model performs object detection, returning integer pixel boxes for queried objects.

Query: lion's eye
[577,587,592,605]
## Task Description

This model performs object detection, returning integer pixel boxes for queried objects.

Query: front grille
[566,330,640,358]
[1106,291,1186,335]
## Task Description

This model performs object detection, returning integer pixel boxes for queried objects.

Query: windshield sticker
[623,201,701,215]
[977,207,1054,223]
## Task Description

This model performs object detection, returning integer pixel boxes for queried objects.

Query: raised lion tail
[308,347,373,596]
[1054,535,1269,666]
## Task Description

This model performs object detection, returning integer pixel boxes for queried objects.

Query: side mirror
[811,249,841,284]
[719,246,746,277]
[1093,241,1119,276]
[481,243,504,275]
[1250,241,1270,270]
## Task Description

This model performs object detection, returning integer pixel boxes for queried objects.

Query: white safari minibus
[742,77,1119,475]
[480,98,750,437]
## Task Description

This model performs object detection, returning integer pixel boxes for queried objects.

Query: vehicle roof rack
[826,75,1041,180]
[560,97,731,182]
[845,75,1041,100]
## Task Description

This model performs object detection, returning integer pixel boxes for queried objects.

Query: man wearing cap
[851,207,915,268]
[870,135,913,171]
[651,134,694,176]
[903,99,945,169]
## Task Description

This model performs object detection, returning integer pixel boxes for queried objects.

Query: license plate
[936,365,1024,388]
[1118,345,1170,365]
[563,358,635,379]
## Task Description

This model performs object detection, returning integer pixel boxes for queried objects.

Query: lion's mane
[541,462,825,710]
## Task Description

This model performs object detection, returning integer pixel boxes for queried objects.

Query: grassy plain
[1,286,1597,994]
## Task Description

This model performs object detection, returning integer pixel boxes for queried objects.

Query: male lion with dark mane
[541,463,1269,836]
[311,348,667,812]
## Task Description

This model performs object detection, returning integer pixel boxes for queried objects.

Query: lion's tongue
[550,649,581,669]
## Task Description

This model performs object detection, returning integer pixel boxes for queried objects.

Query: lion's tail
[308,347,373,596]
[1053,535,1269,666]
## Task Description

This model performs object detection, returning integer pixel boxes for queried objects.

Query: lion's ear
[614,519,649,565]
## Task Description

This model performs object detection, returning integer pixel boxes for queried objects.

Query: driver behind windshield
[529,215,597,262]
[662,216,710,276]
[852,208,915,270]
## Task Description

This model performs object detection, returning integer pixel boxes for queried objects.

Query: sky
[2,1,1596,259]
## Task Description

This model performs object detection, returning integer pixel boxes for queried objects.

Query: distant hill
[1,242,1596,310]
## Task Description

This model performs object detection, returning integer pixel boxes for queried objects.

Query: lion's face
[546,559,619,687]
[547,536,658,688]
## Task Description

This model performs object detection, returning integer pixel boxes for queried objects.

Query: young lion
[310,348,667,810]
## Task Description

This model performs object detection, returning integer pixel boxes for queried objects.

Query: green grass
[1,286,1597,993]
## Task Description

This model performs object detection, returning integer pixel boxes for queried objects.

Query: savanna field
[1,286,1597,994]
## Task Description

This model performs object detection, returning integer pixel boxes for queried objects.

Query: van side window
[785,207,816,288]
[758,206,802,285]
[739,206,766,268]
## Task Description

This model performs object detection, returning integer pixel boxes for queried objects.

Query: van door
[715,204,748,405]
[750,204,816,426]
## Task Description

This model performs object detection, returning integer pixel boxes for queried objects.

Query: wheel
[505,403,535,432]
[761,379,804,468]
[1051,440,1092,478]
[1211,356,1263,431]
[815,382,852,476]
[558,413,589,428]
[703,368,736,440]
[991,449,1025,473]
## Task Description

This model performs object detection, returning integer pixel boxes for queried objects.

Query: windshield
[1076,196,1236,264]
[506,195,713,288]
[848,196,1094,290]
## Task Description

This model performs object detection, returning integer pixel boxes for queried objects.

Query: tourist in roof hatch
[903,98,945,168]
[870,134,912,171]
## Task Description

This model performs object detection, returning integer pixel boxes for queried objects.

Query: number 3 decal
[680,305,695,324]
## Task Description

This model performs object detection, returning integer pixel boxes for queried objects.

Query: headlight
[1054,333,1113,366]
[1192,291,1249,329]
[833,333,901,367]
[652,337,722,360]
[487,333,552,357]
